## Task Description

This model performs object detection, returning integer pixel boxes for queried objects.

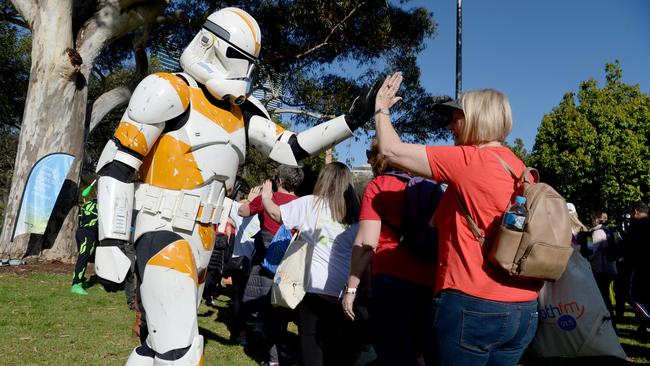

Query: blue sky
[334,0,650,167]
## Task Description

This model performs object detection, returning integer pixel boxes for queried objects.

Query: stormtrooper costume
[93,7,378,366]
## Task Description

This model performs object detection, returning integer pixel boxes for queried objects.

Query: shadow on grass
[199,326,238,346]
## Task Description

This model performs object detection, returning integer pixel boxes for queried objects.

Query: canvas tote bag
[271,205,321,309]
[531,250,626,359]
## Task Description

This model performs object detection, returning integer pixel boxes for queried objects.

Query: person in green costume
[70,183,99,295]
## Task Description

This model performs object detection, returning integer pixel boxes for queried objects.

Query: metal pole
[456,0,462,100]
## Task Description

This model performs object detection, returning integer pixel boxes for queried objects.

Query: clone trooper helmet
[180,7,261,105]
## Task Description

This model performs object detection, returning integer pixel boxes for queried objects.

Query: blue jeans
[426,290,538,366]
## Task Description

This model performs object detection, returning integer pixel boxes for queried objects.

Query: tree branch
[8,0,35,28]
[272,108,335,120]
[87,86,131,134]
[270,1,367,62]
[155,9,188,25]
[76,0,168,73]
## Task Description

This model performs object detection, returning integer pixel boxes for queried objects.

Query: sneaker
[70,283,88,295]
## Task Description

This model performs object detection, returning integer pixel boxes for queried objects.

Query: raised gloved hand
[344,77,383,130]
[96,238,130,292]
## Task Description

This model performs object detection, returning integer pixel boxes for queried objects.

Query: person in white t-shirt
[260,162,360,366]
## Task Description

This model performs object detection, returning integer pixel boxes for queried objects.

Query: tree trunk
[0,2,85,262]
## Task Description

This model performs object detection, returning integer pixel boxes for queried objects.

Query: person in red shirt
[238,164,304,366]
[342,138,435,366]
[373,72,540,366]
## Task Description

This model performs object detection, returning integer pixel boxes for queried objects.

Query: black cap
[432,100,463,125]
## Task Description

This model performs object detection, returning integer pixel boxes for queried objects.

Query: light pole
[456,0,462,100]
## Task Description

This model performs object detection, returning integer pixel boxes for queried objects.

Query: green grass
[0,271,255,366]
[0,270,648,365]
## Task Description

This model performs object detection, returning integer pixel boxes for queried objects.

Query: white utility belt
[134,181,228,232]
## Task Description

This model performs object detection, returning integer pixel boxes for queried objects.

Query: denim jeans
[370,274,434,366]
[426,290,538,366]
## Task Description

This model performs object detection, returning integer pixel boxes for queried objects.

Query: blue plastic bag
[262,225,293,274]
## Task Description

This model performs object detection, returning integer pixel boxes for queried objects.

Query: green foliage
[504,137,530,163]
[0,22,29,129]
[529,61,650,220]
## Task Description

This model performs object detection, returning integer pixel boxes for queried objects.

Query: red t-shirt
[249,191,298,235]
[426,145,541,302]
[359,174,436,287]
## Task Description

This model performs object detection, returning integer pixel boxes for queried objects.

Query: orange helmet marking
[228,8,261,56]
[139,135,205,190]
[147,239,198,285]
[154,72,190,109]
[114,121,149,156]
[190,88,245,133]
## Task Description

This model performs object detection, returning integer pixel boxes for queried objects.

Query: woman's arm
[342,219,381,321]
[260,179,282,223]
[237,185,262,217]
[375,72,433,178]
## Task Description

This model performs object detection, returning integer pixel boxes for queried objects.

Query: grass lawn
[0,268,256,366]
[0,265,648,365]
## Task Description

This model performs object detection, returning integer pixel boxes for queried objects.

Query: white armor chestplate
[132,77,245,268]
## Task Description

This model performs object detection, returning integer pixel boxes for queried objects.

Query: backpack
[381,172,445,262]
[457,153,573,281]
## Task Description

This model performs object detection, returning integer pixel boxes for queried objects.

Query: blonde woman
[373,72,541,366]
[261,162,360,366]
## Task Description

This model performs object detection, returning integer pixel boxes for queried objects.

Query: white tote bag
[531,250,626,359]
[271,232,309,309]
[271,206,320,309]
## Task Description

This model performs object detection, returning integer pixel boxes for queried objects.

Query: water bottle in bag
[503,196,527,231]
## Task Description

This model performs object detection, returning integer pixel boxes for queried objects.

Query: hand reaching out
[247,185,262,201]
[375,72,403,111]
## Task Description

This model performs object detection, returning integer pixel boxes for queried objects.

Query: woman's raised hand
[375,72,403,111]
[261,179,273,201]
[247,185,262,201]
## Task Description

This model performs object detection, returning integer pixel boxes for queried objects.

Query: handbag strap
[454,151,525,247]
[455,193,486,246]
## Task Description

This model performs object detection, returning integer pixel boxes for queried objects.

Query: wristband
[374,108,390,116]
[343,284,357,295]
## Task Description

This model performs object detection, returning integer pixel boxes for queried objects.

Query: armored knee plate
[140,239,200,354]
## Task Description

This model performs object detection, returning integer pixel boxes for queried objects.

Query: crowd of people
[73,71,648,365]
